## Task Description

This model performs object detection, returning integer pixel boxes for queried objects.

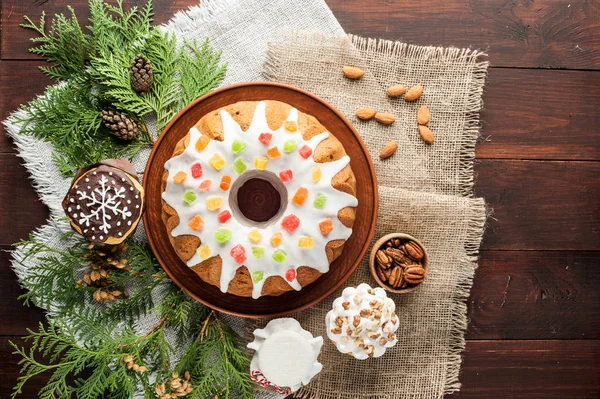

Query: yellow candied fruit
[173,171,187,184]
[206,196,223,211]
[209,154,225,170]
[195,135,210,152]
[188,215,204,231]
[311,167,322,183]
[298,236,315,248]
[270,232,283,247]
[254,157,268,170]
[197,245,211,259]
[248,229,262,243]
[284,121,297,132]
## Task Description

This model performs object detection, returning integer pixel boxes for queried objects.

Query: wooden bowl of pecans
[368,233,429,294]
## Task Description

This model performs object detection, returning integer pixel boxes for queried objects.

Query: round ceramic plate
[143,82,378,318]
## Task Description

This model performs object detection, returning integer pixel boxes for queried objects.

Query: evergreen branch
[179,39,227,106]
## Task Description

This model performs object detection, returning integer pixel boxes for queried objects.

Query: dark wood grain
[144,83,378,317]
[476,160,600,251]
[3,0,599,69]
[477,68,600,161]
[0,155,50,246]
[454,340,600,398]
[467,251,600,340]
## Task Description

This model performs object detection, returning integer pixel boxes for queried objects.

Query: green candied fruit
[272,249,287,263]
[313,193,327,209]
[252,270,264,283]
[182,190,197,205]
[214,228,232,243]
[252,247,265,259]
[233,158,247,174]
[231,140,246,155]
[283,140,297,153]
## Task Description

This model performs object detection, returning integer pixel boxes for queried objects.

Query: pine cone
[130,54,153,94]
[101,110,139,141]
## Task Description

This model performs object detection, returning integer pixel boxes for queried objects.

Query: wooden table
[1,1,598,397]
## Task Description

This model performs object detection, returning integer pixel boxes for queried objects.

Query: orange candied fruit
[284,121,297,132]
[173,171,187,184]
[188,215,205,231]
[266,146,281,159]
[291,187,309,206]
[195,135,210,152]
[270,232,283,246]
[220,175,232,191]
[319,218,333,236]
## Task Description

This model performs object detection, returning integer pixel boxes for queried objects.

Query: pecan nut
[403,241,424,261]
[385,247,410,266]
[388,266,404,288]
[375,250,393,269]
[404,265,426,285]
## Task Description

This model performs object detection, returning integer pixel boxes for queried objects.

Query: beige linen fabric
[251,35,488,399]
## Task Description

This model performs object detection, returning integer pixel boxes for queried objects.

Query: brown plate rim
[143,82,378,318]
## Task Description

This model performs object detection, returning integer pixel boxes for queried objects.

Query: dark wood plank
[0,154,49,246]
[0,337,51,399]
[467,251,600,340]
[0,61,53,153]
[475,160,600,251]
[455,340,600,398]
[477,68,600,161]
[2,0,600,70]
[0,247,46,336]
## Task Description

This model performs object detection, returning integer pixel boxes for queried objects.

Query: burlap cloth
[249,35,488,399]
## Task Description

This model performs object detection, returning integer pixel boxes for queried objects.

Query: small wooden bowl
[368,233,429,294]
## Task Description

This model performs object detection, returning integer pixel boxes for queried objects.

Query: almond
[386,85,407,97]
[417,105,430,125]
[342,66,365,79]
[418,125,434,144]
[374,112,395,125]
[379,140,398,159]
[355,107,377,120]
[404,84,423,101]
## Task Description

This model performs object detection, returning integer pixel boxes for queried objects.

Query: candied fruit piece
[313,193,327,209]
[191,163,203,178]
[188,215,204,231]
[231,139,246,155]
[252,247,264,259]
[284,121,297,132]
[285,268,296,282]
[197,245,211,259]
[214,229,232,243]
[272,249,287,263]
[220,175,231,191]
[248,229,262,243]
[206,196,223,211]
[182,190,197,205]
[283,140,297,153]
[312,167,322,183]
[195,135,210,152]
[266,146,281,159]
[270,232,282,246]
[233,158,247,174]
[209,154,225,170]
[298,236,315,248]
[319,218,334,236]
[230,244,247,265]
[254,157,268,170]
[279,169,293,183]
[281,214,300,233]
[217,210,231,223]
[292,187,309,206]
[252,270,264,283]
[299,145,313,159]
[258,133,272,145]
[173,171,187,184]
[198,180,212,192]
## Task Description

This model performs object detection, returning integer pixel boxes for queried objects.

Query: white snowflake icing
[76,174,133,234]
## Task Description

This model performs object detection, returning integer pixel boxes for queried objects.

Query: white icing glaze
[162,101,358,298]
[326,283,399,360]
[248,318,323,392]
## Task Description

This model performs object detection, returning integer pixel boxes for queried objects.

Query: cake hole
[229,170,287,227]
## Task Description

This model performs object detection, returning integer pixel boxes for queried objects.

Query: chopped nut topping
[342,301,351,310]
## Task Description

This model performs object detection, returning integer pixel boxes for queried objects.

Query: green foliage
[17,0,227,175]
[11,235,254,399]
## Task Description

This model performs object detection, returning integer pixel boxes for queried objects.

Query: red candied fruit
[218,210,232,223]
[258,133,272,145]
[191,162,203,178]
[279,169,294,183]
[230,244,246,265]
[281,214,300,233]
[299,145,313,159]
[285,268,296,282]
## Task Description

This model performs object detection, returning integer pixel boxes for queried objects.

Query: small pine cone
[130,54,153,94]
[101,110,139,141]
